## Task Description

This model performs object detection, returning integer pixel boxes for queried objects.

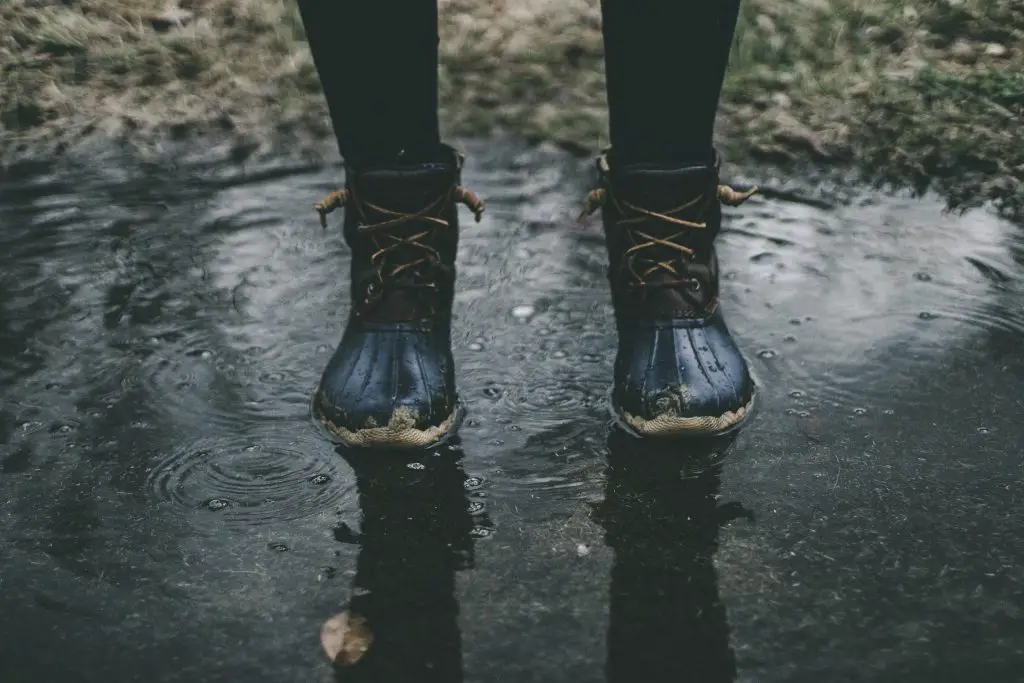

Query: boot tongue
[352,163,458,217]
[610,162,717,223]
[607,162,720,316]
[348,162,459,323]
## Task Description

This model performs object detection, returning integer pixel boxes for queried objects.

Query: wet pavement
[1,139,1023,683]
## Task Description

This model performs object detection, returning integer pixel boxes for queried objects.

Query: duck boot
[312,145,484,449]
[580,150,757,437]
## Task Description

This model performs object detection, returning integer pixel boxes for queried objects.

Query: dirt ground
[2,0,1022,219]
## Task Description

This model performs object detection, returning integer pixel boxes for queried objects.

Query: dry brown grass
[1,0,1022,217]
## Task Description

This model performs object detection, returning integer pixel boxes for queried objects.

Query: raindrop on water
[552,350,567,359]
[511,305,535,319]
[883,409,895,416]
[852,407,867,415]
[482,386,502,399]
[310,473,332,486]
[406,462,426,470]
[267,542,289,552]
[918,311,937,320]
[463,476,483,490]
[470,526,494,538]
[757,349,777,359]
[788,390,804,399]
[468,342,484,351]
[783,335,797,342]
[977,427,991,435]
[789,318,802,326]
[581,353,602,363]
[467,501,485,514]
[206,498,231,511]
[913,272,932,282]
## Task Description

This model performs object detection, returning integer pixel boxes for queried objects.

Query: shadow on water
[328,442,493,682]
[595,429,753,683]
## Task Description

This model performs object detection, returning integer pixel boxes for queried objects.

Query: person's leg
[600,0,742,165]
[586,0,756,437]
[297,0,442,167]
[298,0,484,448]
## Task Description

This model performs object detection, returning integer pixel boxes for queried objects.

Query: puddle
[1,140,1023,682]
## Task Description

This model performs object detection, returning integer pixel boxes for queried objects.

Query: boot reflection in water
[297,0,753,447]
[327,446,492,682]
[592,428,754,682]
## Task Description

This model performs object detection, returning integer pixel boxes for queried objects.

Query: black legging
[297,0,742,168]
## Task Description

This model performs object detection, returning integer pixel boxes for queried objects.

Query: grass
[1,0,1022,219]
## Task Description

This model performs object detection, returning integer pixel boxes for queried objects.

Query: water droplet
[581,353,601,363]
[463,476,483,490]
[797,410,810,418]
[467,501,485,514]
[788,390,804,399]
[918,311,937,320]
[406,462,426,470]
[883,409,895,416]
[508,424,522,431]
[310,473,331,486]
[200,351,213,360]
[244,445,258,452]
[786,408,798,415]
[511,305,535,319]
[852,407,867,415]
[552,350,567,359]
[58,424,72,433]
[468,342,484,351]
[267,542,289,552]
[470,526,494,538]
[316,344,330,353]
[482,386,502,399]
[913,272,932,282]
[977,427,991,435]
[206,498,231,511]
[757,349,777,359]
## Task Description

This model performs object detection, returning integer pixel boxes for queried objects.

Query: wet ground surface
[2,139,1023,683]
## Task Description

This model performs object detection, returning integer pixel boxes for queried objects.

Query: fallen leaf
[320,611,373,666]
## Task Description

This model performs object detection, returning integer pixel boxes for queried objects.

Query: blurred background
[1,0,1022,218]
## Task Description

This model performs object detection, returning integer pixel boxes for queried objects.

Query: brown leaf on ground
[320,611,374,667]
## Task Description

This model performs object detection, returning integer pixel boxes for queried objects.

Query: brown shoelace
[578,183,757,290]
[315,185,485,305]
